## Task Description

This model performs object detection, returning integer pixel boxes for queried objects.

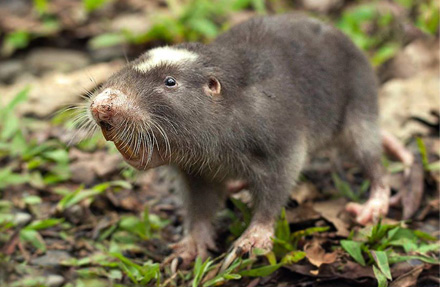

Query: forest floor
[0,0,439,286]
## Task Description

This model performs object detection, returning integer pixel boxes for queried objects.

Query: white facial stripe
[133,46,198,72]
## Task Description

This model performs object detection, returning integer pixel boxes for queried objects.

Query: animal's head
[86,45,225,170]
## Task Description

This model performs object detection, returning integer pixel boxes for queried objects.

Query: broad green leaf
[341,240,366,266]
[371,251,392,280]
[373,265,388,287]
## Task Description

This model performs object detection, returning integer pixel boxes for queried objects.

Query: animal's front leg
[166,174,225,270]
[221,167,301,271]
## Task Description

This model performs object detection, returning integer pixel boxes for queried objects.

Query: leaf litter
[0,0,439,287]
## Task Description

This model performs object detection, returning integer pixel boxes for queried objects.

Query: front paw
[220,223,274,272]
[164,233,217,271]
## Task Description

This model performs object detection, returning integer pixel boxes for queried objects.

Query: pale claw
[170,257,182,274]
[219,222,274,272]
[219,247,240,273]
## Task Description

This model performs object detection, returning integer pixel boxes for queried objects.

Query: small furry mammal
[87,14,410,268]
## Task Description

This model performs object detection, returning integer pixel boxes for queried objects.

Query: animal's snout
[90,88,126,129]
[91,99,113,123]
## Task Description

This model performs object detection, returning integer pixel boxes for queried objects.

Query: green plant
[111,252,161,285]
[117,206,170,240]
[332,173,369,202]
[340,221,439,286]
[20,218,64,252]
[83,0,110,12]
[32,0,49,14]
[416,137,440,172]
[337,3,399,66]
[88,0,267,49]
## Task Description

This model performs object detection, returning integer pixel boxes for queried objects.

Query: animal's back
[213,13,378,150]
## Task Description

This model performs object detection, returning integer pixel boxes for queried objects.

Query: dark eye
[164,77,177,87]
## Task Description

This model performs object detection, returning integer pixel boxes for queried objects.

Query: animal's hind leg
[342,118,391,225]
[165,173,225,270]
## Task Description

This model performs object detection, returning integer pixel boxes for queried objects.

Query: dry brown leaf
[291,182,321,205]
[304,241,337,268]
[69,149,121,184]
[312,198,350,237]
[286,203,321,224]
[379,69,440,141]
[402,161,425,219]
[389,265,424,287]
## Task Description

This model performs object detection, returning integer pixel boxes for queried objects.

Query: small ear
[204,76,221,97]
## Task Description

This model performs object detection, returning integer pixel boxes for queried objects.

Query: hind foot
[233,223,274,254]
[164,223,217,271]
[346,184,390,225]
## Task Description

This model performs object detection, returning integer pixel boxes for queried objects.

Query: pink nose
[90,88,126,128]
[91,96,114,124]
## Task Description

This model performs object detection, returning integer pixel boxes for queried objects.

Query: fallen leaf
[379,69,440,140]
[313,198,350,237]
[401,160,425,219]
[285,203,321,224]
[69,150,121,184]
[304,241,337,269]
[389,265,424,287]
[291,182,321,205]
